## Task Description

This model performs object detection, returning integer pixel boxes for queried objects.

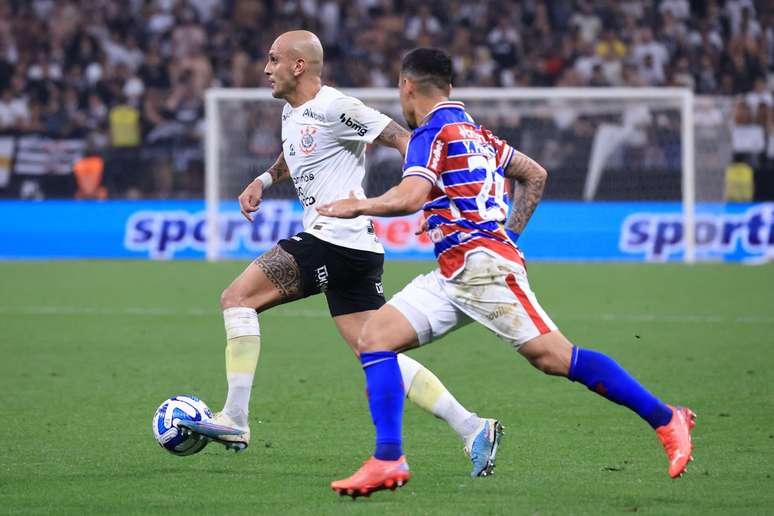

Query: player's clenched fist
[238,180,264,222]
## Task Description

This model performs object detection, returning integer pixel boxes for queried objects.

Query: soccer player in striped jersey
[321,48,696,497]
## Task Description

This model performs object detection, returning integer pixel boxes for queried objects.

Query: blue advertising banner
[0,200,771,262]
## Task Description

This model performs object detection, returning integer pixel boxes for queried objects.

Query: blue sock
[568,347,673,429]
[361,351,404,460]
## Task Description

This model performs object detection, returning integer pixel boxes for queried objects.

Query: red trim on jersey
[499,145,515,170]
[505,273,550,335]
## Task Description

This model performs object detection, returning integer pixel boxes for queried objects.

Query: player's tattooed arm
[239,153,290,222]
[266,152,290,184]
[503,151,548,235]
[374,120,410,156]
[255,245,302,300]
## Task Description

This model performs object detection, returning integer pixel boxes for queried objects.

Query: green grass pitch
[1,260,773,515]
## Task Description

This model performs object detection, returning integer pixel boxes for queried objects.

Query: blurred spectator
[595,30,626,61]
[746,77,773,120]
[632,28,669,85]
[405,5,441,42]
[487,17,522,70]
[0,85,29,130]
[726,0,757,36]
[107,95,142,195]
[570,1,602,45]
[659,0,690,20]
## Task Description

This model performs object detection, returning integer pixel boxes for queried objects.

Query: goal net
[205,88,698,262]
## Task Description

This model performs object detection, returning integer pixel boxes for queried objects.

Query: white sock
[434,391,483,443]
[223,373,251,427]
[222,307,261,427]
[397,353,422,391]
[398,353,483,442]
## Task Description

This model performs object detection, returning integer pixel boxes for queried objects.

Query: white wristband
[257,172,273,189]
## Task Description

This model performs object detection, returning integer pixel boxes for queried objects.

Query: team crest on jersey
[299,126,317,155]
[428,227,444,243]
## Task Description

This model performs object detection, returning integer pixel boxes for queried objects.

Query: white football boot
[179,409,250,452]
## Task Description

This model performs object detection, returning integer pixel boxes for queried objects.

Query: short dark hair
[400,47,453,91]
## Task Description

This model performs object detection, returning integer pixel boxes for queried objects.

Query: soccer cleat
[331,456,411,498]
[655,406,696,478]
[464,418,504,477]
[178,411,250,452]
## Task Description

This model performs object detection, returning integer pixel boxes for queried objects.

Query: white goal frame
[205,87,695,262]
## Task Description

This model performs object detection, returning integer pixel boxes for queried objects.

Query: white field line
[0,306,772,325]
[0,306,328,318]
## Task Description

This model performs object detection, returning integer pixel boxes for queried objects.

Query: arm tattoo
[255,245,302,301]
[267,152,291,184]
[504,151,547,235]
[374,120,410,156]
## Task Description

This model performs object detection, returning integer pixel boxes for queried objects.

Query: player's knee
[220,286,244,309]
[356,330,381,354]
[529,354,561,376]
[522,346,568,376]
[521,332,573,376]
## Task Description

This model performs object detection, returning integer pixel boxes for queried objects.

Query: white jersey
[280,86,391,253]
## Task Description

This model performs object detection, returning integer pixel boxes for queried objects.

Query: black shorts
[277,232,385,317]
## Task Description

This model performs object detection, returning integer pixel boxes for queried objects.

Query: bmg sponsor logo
[125,202,304,259]
[338,113,368,137]
[620,204,774,260]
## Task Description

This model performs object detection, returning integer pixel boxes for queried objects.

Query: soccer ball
[152,395,213,456]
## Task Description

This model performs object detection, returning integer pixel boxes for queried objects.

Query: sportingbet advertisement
[0,200,772,262]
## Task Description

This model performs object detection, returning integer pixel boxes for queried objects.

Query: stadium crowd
[0,0,772,199]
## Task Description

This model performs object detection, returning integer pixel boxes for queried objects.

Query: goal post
[205,87,696,262]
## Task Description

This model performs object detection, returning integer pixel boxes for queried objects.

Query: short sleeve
[483,127,516,171]
[402,127,445,186]
[325,96,391,143]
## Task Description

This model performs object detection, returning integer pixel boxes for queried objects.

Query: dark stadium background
[0,0,772,201]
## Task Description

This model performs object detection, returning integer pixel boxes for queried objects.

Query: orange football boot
[655,405,696,478]
[331,456,411,498]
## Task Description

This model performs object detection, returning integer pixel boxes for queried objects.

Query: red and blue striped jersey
[403,101,522,277]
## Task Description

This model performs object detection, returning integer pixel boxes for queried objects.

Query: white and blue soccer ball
[152,395,213,456]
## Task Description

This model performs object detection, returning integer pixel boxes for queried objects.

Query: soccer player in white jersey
[322,48,696,497]
[181,31,503,477]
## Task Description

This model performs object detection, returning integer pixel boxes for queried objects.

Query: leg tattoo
[255,246,302,300]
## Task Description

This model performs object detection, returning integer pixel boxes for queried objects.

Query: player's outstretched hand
[238,180,264,222]
[317,191,362,219]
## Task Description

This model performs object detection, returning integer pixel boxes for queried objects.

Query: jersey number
[467,155,507,219]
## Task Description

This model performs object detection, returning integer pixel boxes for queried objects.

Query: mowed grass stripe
[2,304,774,325]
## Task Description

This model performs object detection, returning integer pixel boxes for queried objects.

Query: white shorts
[388,250,557,349]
